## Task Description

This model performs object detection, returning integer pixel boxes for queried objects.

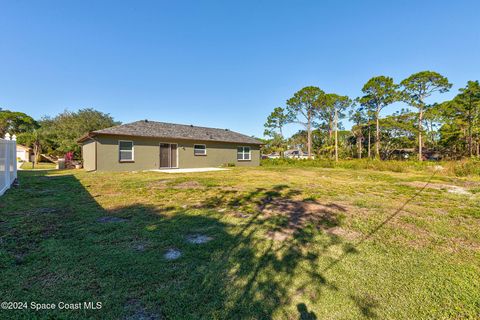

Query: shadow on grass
[0,171,379,319]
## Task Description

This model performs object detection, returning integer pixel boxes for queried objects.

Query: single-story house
[77,120,263,171]
[284,149,313,159]
[16,144,32,162]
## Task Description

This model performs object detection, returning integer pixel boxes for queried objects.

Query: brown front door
[170,144,177,167]
[159,143,177,168]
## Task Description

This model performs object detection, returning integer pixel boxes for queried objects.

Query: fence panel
[0,136,17,196]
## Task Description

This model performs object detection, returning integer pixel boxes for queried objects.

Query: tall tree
[358,76,400,159]
[401,71,452,160]
[438,81,480,157]
[264,107,290,138]
[324,94,352,161]
[264,107,291,157]
[355,99,376,158]
[286,86,325,158]
[16,129,45,164]
[454,81,480,156]
[0,109,39,137]
[288,130,308,151]
[41,108,119,156]
[349,104,368,159]
[379,109,418,159]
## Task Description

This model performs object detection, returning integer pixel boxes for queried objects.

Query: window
[237,146,251,161]
[119,141,134,162]
[194,144,206,156]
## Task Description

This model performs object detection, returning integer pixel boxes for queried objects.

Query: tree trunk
[418,108,423,161]
[367,125,371,158]
[468,110,473,157]
[279,126,284,158]
[33,143,41,165]
[375,111,380,159]
[357,136,362,159]
[307,114,312,159]
[334,109,338,162]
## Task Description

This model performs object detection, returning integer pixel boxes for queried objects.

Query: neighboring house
[16,144,32,162]
[77,120,263,172]
[284,149,313,159]
[263,152,280,159]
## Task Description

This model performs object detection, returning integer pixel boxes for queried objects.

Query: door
[159,143,178,168]
[160,143,170,168]
[170,144,177,167]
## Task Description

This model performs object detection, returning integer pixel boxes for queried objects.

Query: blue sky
[1,0,479,138]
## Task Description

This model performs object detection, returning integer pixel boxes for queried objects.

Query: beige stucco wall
[84,135,260,171]
[82,140,96,171]
[16,149,29,162]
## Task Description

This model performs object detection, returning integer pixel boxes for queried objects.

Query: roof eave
[77,132,98,143]
[87,132,263,145]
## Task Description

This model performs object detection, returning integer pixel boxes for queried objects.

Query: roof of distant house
[77,120,263,145]
[16,144,31,151]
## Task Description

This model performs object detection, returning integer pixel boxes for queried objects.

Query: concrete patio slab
[150,167,229,173]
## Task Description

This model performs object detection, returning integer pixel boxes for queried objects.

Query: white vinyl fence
[0,133,17,196]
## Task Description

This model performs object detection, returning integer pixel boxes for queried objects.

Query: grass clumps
[261,158,480,176]
[0,166,479,318]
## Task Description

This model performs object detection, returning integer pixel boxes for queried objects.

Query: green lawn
[20,161,57,170]
[1,166,479,319]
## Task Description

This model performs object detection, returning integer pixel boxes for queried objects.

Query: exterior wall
[16,149,29,162]
[82,140,97,171]
[89,135,260,171]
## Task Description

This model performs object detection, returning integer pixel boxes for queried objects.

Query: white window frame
[237,146,251,161]
[119,140,134,162]
[194,144,207,156]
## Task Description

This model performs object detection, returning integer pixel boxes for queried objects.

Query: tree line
[0,108,118,163]
[263,71,480,161]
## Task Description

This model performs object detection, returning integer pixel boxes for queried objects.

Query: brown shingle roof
[78,120,262,145]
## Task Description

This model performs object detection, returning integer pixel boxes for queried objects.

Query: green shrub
[261,158,480,176]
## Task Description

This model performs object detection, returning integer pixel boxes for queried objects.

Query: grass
[262,157,480,176]
[20,161,57,170]
[1,165,479,319]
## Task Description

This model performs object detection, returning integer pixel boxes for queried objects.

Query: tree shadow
[194,183,360,318]
[297,303,317,320]
[0,171,383,319]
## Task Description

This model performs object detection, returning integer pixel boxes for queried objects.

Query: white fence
[0,134,17,196]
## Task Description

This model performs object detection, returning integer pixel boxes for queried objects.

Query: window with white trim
[237,146,251,161]
[194,144,206,156]
[119,141,134,162]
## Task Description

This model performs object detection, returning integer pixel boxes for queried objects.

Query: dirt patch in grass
[124,299,161,320]
[401,181,471,195]
[266,230,291,241]
[445,237,480,253]
[325,226,361,241]
[164,248,181,260]
[186,234,213,244]
[262,199,347,241]
[148,179,206,190]
[148,180,169,190]
[173,181,205,189]
[232,211,250,218]
[131,241,150,252]
[97,216,128,223]
[35,271,67,289]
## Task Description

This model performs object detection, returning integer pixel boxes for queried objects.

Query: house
[284,149,313,159]
[77,120,263,171]
[16,144,32,162]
